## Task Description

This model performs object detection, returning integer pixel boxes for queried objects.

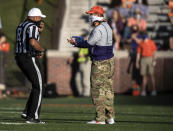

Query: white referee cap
[28,8,46,18]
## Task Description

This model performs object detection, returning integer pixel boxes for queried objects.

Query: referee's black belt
[15,53,38,57]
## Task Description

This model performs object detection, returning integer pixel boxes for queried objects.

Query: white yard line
[0,107,23,110]
[0,112,20,114]
[0,122,26,125]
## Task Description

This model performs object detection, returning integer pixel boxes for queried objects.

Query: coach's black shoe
[21,113,27,119]
[26,117,45,124]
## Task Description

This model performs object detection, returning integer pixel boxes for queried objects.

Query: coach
[68,6,115,125]
[15,8,46,124]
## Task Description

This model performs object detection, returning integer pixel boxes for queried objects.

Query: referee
[15,8,46,124]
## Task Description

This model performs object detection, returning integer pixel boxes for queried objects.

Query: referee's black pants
[15,55,44,119]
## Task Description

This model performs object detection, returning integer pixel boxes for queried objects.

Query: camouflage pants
[91,57,115,122]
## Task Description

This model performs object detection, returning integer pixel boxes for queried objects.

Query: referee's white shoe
[26,117,45,124]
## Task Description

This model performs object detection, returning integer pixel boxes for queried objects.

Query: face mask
[89,15,104,25]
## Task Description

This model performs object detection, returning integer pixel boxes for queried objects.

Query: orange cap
[86,6,104,15]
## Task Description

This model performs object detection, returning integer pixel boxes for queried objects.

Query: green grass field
[0,95,173,131]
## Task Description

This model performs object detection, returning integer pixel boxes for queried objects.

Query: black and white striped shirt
[15,20,40,54]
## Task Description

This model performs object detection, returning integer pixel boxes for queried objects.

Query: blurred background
[0,0,173,98]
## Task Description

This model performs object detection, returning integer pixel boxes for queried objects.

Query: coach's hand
[67,37,76,45]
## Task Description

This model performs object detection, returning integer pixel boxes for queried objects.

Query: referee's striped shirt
[15,20,40,54]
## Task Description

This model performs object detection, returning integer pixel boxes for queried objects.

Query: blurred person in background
[127,25,143,96]
[130,0,149,19]
[124,8,147,41]
[117,0,130,24]
[136,34,157,96]
[169,13,173,50]
[68,6,115,125]
[109,9,124,51]
[169,36,173,50]
[15,8,46,124]
[106,0,121,19]
[168,1,173,50]
[0,32,6,98]
[0,17,3,97]
[75,48,91,97]
[0,17,10,98]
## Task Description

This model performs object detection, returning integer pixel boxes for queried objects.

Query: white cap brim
[41,14,46,18]
[28,14,46,18]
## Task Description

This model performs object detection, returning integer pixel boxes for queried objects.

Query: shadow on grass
[44,118,88,123]
[0,117,24,122]
[118,113,173,118]
[42,118,173,125]
[42,111,94,115]
[116,94,173,106]
[0,109,22,112]
[118,120,173,125]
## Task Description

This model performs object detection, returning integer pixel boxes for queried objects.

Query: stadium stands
[147,0,171,49]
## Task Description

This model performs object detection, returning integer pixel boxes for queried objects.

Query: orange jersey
[137,39,157,57]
